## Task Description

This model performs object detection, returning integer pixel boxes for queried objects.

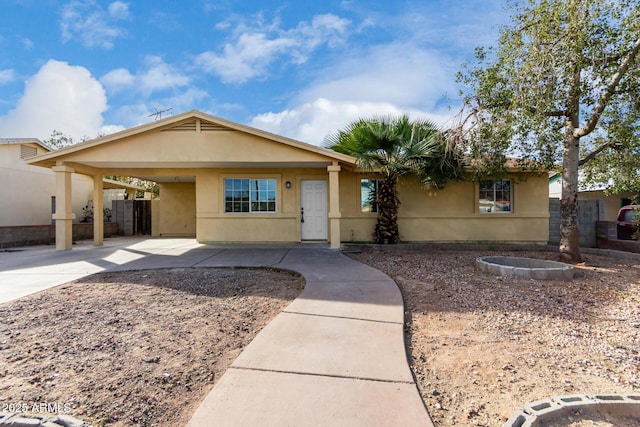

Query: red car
[617,205,640,240]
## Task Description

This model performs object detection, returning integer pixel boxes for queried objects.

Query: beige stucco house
[27,110,550,250]
[0,138,94,226]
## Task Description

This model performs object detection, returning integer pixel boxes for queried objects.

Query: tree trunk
[559,131,582,263]
[559,61,584,264]
[375,177,400,244]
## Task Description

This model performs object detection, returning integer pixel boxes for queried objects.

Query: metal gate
[133,200,151,235]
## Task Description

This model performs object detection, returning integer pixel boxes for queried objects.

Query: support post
[52,165,76,250]
[327,162,342,249]
[93,174,104,246]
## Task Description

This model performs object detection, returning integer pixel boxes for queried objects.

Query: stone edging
[476,256,575,280]
[504,394,640,427]
[0,413,90,427]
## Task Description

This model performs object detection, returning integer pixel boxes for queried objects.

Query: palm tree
[326,115,463,244]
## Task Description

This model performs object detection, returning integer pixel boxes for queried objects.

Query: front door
[301,180,328,240]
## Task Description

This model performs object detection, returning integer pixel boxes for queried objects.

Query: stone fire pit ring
[476,256,574,280]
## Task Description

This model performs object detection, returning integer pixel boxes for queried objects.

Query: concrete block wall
[113,200,134,236]
[0,222,118,249]
[549,199,561,244]
[549,199,602,248]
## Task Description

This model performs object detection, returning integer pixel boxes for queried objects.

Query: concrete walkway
[0,237,432,426]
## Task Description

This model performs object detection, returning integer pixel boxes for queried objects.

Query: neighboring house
[0,138,94,226]
[27,110,550,250]
[549,172,639,221]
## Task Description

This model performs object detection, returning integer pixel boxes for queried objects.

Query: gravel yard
[1,247,638,426]
[0,268,304,426]
[347,247,640,426]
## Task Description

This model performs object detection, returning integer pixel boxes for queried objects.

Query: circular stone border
[0,413,90,427]
[504,394,640,426]
[476,256,575,280]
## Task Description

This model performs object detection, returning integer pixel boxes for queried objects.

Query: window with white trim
[224,178,276,213]
[361,178,381,213]
[479,179,512,213]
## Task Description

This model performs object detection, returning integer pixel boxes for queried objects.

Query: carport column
[93,174,104,246]
[52,164,76,250]
[327,163,342,249]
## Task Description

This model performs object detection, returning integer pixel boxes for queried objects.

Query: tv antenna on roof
[149,107,172,120]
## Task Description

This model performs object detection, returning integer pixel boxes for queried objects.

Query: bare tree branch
[576,38,640,138]
[578,141,621,166]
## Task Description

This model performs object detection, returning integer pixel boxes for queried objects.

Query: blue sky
[0,0,508,145]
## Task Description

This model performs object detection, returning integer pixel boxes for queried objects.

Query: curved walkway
[0,238,432,426]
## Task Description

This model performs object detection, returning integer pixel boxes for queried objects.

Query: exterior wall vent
[162,120,197,132]
[20,144,37,159]
[200,121,227,131]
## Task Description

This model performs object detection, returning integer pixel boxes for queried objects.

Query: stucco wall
[339,171,549,244]
[172,167,550,244]
[157,182,196,236]
[194,168,326,243]
[0,144,93,226]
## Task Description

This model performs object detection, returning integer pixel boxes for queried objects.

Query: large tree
[326,115,463,244]
[455,0,640,262]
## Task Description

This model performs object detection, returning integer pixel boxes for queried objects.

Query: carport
[27,110,355,251]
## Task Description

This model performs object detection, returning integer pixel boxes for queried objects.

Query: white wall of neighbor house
[104,189,126,206]
[0,143,93,226]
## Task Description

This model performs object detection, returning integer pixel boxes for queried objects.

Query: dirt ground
[1,248,639,426]
[0,268,304,426]
[348,247,640,426]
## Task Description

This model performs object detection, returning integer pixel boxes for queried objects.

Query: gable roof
[27,110,356,170]
[0,138,52,152]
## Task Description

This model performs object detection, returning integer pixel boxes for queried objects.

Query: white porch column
[52,165,76,250]
[93,174,104,246]
[327,162,342,249]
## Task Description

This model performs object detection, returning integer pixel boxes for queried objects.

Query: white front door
[301,180,328,240]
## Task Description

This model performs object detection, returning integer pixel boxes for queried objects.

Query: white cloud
[0,60,111,140]
[163,88,208,110]
[295,43,455,107]
[0,69,16,85]
[99,124,126,135]
[100,68,135,91]
[196,34,297,84]
[108,1,129,19]
[251,98,453,146]
[60,0,128,49]
[138,56,190,95]
[100,56,190,96]
[196,13,350,84]
[250,42,458,145]
[21,38,34,50]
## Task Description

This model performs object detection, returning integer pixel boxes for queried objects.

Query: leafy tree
[326,115,463,244]
[104,175,159,199]
[455,0,640,263]
[44,130,77,149]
